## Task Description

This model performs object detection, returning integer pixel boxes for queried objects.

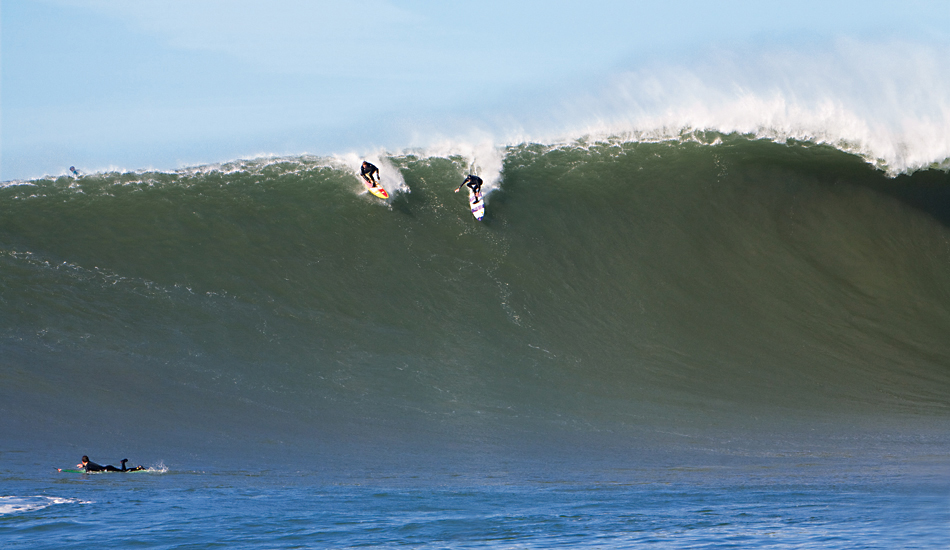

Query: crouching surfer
[455,174,483,201]
[360,161,381,188]
[59,455,145,472]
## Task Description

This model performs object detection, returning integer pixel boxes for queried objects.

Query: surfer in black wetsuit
[360,161,380,187]
[74,456,144,472]
[455,174,483,200]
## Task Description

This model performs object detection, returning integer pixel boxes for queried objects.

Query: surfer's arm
[457,175,475,192]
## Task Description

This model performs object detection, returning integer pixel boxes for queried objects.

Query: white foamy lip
[413,137,507,199]
[527,39,950,176]
[0,495,89,515]
[14,38,949,184]
[389,38,950,177]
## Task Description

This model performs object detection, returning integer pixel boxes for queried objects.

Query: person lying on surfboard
[455,174,483,200]
[60,455,145,472]
[360,161,381,188]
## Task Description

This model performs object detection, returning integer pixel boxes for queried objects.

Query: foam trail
[0,496,86,515]
[415,137,506,199]
[146,462,169,473]
[333,151,409,198]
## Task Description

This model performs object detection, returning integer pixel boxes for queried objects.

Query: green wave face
[3,137,949,462]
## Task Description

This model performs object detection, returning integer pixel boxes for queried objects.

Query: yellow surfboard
[362,177,389,199]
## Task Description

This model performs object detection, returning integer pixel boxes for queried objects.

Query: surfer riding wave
[360,161,380,188]
[455,174,483,200]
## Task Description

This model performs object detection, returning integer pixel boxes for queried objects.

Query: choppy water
[2,461,948,549]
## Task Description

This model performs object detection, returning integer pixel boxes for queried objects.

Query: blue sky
[3,0,949,180]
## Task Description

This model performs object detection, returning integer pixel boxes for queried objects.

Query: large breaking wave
[1,133,948,466]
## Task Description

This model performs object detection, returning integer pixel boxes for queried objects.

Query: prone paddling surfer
[360,161,380,188]
[59,455,145,472]
[455,174,483,201]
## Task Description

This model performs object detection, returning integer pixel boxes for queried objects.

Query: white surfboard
[469,189,485,220]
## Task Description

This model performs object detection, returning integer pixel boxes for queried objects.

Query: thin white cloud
[47,0,425,76]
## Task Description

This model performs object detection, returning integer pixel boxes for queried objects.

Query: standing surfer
[69,166,80,177]
[455,174,483,200]
[360,161,380,188]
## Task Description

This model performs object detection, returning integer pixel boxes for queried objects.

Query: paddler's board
[58,468,147,473]
[469,189,485,220]
[362,177,389,199]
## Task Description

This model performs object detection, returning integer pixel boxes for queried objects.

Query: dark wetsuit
[82,459,143,472]
[360,162,379,185]
[459,175,483,197]
[83,460,120,472]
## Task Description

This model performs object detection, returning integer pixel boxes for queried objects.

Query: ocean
[2,134,948,547]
